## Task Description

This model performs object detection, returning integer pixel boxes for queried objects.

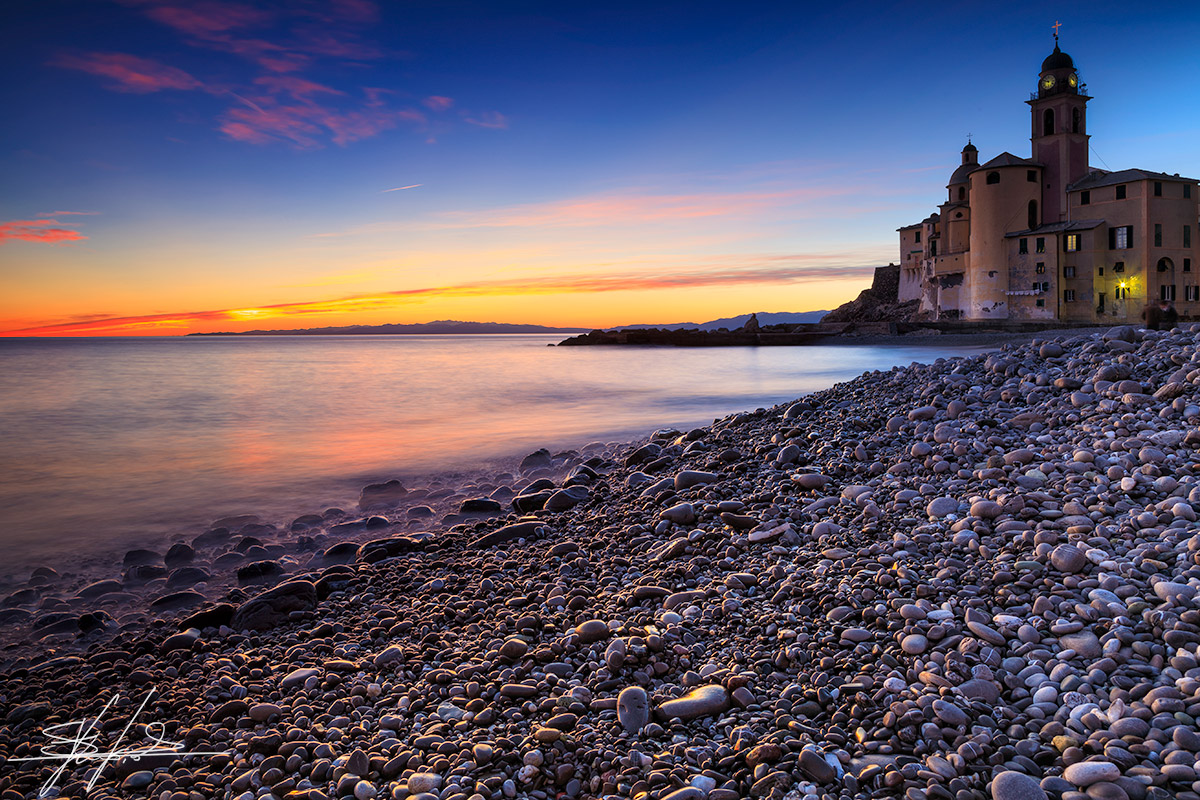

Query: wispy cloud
[423,95,453,112]
[0,218,88,244]
[316,185,854,238]
[381,184,422,193]
[463,111,508,130]
[52,52,202,93]
[39,210,100,216]
[4,257,879,334]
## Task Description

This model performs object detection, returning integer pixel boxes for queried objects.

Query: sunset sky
[3,1,1199,335]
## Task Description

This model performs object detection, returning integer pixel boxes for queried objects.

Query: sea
[0,335,992,579]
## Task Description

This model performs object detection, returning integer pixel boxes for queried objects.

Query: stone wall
[870,264,900,303]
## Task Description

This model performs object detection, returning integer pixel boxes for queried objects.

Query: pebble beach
[6,323,1200,800]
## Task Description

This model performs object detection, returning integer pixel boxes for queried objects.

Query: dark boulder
[230,580,318,631]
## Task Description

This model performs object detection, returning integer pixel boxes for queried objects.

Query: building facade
[899,43,1200,323]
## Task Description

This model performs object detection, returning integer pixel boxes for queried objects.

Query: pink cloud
[463,111,508,130]
[52,52,202,93]
[140,1,270,37]
[254,75,343,100]
[71,2,475,150]
[40,210,99,216]
[0,219,88,244]
[219,92,424,148]
[330,0,380,24]
[292,29,383,61]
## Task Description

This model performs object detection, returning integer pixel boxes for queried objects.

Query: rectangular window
[1109,226,1132,250]
[1155,223,1163,247]
[1116,185,1127,200]
[1019,238,1028,254]
[1036,237,1046,253]
[915,230,921,243]
[1155,181,1163,197]
[1115,287,1130,300]
[1036,262,1046,274]
[1186,226,1192,248]
[1114,261,1125,273]
[1162,285,1177,301]
[1036,299,1045,307]
[1081,190,1091,205]
[1065,234,1080,252]
[1064,266,1076,278]
[1187,286,1199,302]
[1027,170,1037,183]
[1187,185,1193,199]
[1098,291,1106,310]
[1043,281,1050,292]
[1187,259,1193,273]
[1064,289,1076,302]
[1099,266,1105,275]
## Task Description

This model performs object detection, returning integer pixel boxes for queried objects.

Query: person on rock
[1142,301,1163,331]
[1161,299,1179,330]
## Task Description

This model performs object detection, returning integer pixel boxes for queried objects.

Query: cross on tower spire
[1052,20,1062,43]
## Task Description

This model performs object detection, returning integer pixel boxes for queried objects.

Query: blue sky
[2,0,1199,333]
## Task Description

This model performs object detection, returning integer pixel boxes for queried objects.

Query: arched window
[1028,200,1038,230]
[1043,108,1055,136]
[1158,257,1175,272]
[986,172,1000,185]
[958,186,966,201]
[1072,108,1081,134]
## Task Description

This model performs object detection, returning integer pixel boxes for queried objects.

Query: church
[897,37,1199,323]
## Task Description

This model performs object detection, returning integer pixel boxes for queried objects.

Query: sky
[2,1,1199,335]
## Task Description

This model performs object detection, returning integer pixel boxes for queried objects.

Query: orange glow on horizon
[2,262,876,336]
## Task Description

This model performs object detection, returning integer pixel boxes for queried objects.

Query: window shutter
[1109,228,1116,250]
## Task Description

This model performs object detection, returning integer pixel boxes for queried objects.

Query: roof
[948,162,976,185]
[1042,45,1074,73]
[1068,168,1199,191]
[896,222,922,231]
[1004,219,1106,238]
[978,152,1041,170]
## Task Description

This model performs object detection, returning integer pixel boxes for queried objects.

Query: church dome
[1041,45,1074,72]
[949,162,976,185]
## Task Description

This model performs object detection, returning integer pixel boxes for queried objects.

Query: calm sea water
[0,335,988,577]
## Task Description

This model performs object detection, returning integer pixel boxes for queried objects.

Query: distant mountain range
[189,320,592,336]
[612,311,829,331]
[187,311,829,336]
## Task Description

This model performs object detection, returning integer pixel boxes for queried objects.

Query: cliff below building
[822,264,919,324]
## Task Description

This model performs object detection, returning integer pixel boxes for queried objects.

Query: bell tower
[1028,31,1090,223]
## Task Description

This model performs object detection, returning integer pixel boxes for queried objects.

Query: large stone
[544,486,589,512]
[1062,761,1119,786]
[230,580,317,631]
[472,521,542,549]
[359,479,407,510]
[927,497,958,517]
[617,686,649,733]
[1050,544,1087,573]
[655,685,729,721]
[675,470,718,490]
[990,771,1047,800]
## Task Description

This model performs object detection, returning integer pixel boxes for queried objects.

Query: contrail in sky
[381,184,422,193]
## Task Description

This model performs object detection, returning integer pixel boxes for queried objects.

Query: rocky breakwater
[7,324,1200,800]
